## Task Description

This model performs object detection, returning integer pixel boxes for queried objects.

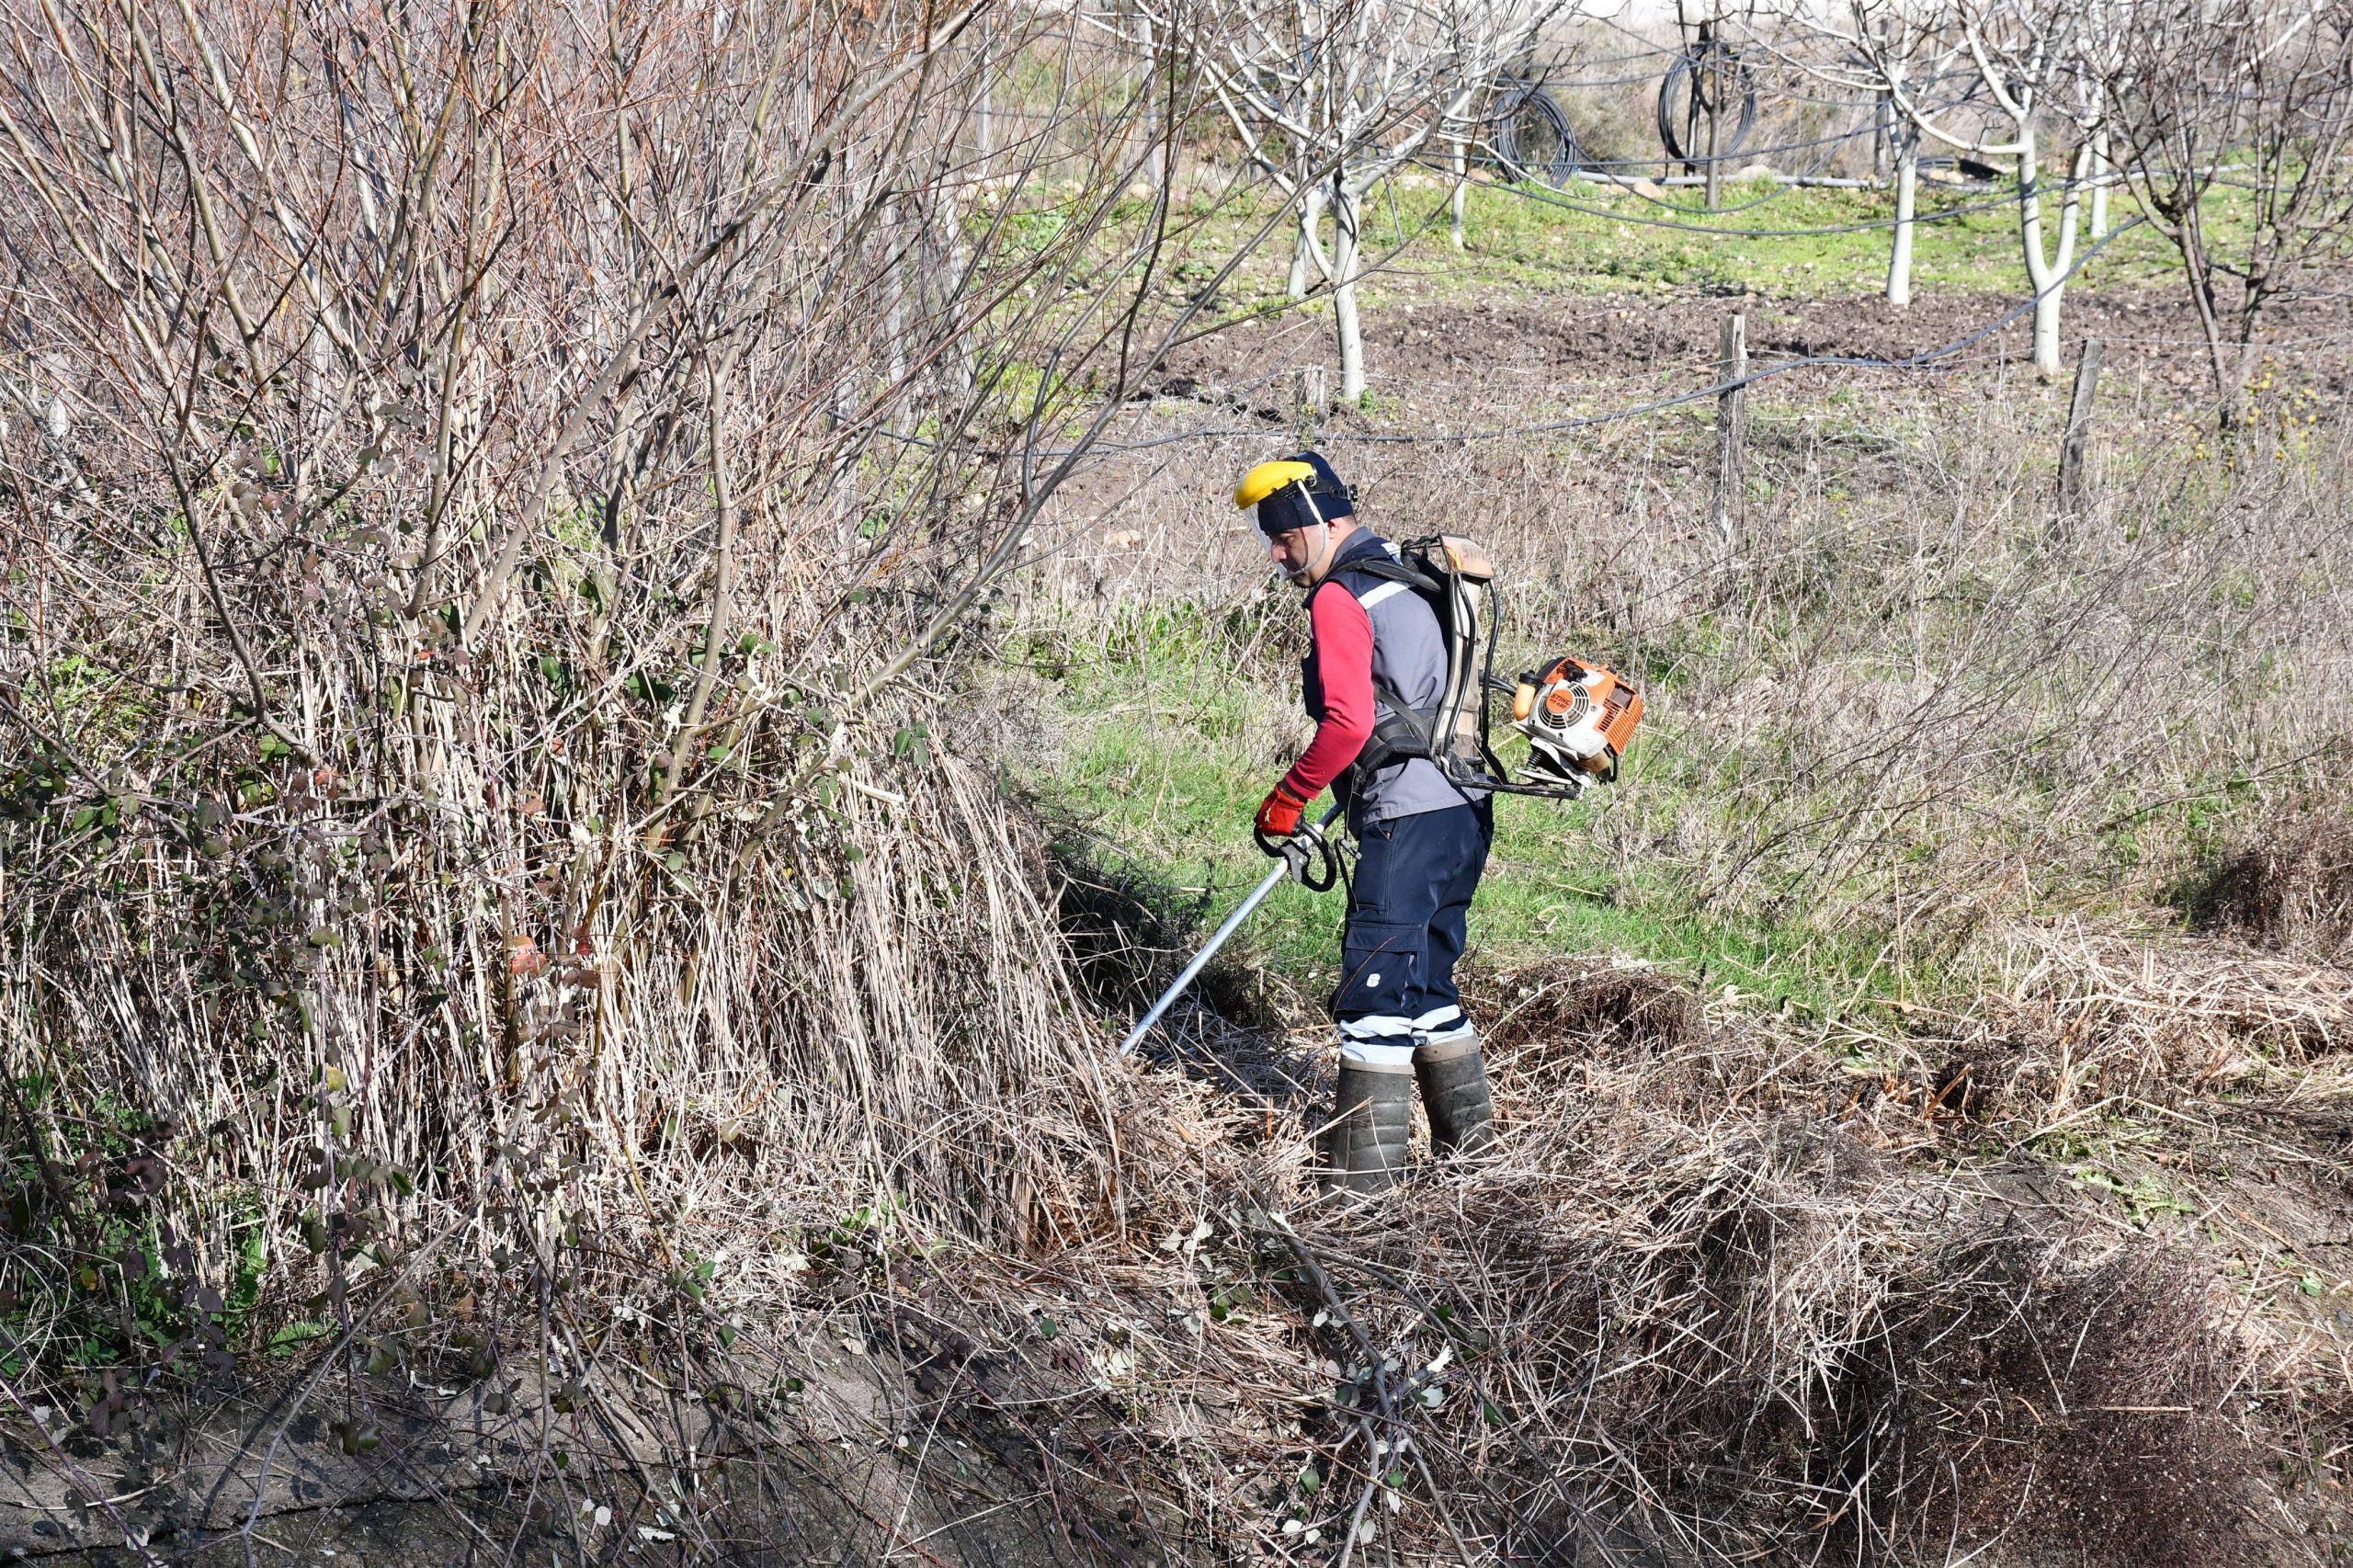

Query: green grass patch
[1067,167,2200,328]
[1359,173,2184,301]
[1010,604,1936,1026]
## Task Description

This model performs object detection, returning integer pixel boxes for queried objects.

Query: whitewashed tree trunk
[2088,130,2109,240]
[2018,130,2090,379]
[1449,137,1466,250]
[1288,182,1329,301]
[1887,124,1917,307]
[1332,174,1367,402]
[1137,8,1163,187]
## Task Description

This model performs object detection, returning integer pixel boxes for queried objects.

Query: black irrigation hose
[1657,43,1760,167]
[1490,82,1585,187]
[1444,165,2014,236]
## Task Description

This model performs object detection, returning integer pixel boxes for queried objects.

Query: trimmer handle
[1256,801,1345,892]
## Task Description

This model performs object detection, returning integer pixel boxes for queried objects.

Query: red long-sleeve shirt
[1281,583,1375,799]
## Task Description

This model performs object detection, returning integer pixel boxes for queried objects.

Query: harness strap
[1334,560,1446,778]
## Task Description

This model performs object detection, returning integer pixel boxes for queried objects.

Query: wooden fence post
[1712,311,1748,559]
[2057,336,2104,524]
[1294,365,1327,443]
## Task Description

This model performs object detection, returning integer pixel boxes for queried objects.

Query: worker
[1236,451,1495,1199]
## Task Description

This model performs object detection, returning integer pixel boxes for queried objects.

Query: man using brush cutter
[1238,451,1498,1199]
[1120,454,1640,1192]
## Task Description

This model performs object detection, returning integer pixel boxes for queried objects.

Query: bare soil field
[1147,276,2353,413]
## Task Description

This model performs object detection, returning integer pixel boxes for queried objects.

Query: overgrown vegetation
[0,0,2348,1562]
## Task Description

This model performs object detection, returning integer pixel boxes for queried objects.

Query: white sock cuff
[1339,1040,1417,1068]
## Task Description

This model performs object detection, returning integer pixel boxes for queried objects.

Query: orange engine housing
[1513,657,1643,776]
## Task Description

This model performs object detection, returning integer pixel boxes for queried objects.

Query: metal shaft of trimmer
[1117,804,1343,1057]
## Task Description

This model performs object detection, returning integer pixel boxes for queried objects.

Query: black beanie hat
[1255,450,1357,538]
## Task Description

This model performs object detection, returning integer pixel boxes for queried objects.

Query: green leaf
[1036,1314,1058,1340]
[2300,1270,2325,1297]
[1297,1464,1320,1496]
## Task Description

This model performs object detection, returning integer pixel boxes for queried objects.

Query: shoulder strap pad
[1337,557,1441,596]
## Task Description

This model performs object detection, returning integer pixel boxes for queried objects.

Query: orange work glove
[1254,779,1312,848]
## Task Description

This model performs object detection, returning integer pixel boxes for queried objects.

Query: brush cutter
[1117,802,1345,1057]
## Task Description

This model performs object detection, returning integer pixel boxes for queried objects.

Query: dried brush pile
[689,947,2336,1563]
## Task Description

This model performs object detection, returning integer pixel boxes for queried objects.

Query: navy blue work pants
[1332,802,1492,1031]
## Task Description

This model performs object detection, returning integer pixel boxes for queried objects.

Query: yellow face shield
[1233,460,1317,512]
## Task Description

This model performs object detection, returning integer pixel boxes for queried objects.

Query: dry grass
[959,354,2353,1552]
[1028,373,2353,961]
[2193,798,2353,963]
[646,933,2342,1562]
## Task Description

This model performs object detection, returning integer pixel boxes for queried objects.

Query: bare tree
[1796,0,2108,371]
[2098,0,2353,426]
[0,0,1273,1377]
[1168,0,1569,401]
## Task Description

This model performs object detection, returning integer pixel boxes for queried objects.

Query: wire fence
[969,217,2154,463]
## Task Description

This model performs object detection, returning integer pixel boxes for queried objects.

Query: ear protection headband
[1233,453,1357,537]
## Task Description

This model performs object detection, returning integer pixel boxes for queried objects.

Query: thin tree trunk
[1712,310,1747,558]
[2165,174,2241,417]
[2087,130,2109,240]
[1332,173,1366,403]
[1449,137,1465,251]
[1703,40,1722,211]
[1887,125,1916,307]
[2226,301,2266,429]
[975,15,993,173]
[1136,7,1161,187]
[884,197,908,397]
[1289,182,1328,301]
[2055,335,2102,522]
[2018,129,2086,380]
[2029,275,2063,380]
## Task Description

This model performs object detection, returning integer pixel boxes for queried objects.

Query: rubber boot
[1415,1033,1495,1159]
[1317,1060,1415,1199]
